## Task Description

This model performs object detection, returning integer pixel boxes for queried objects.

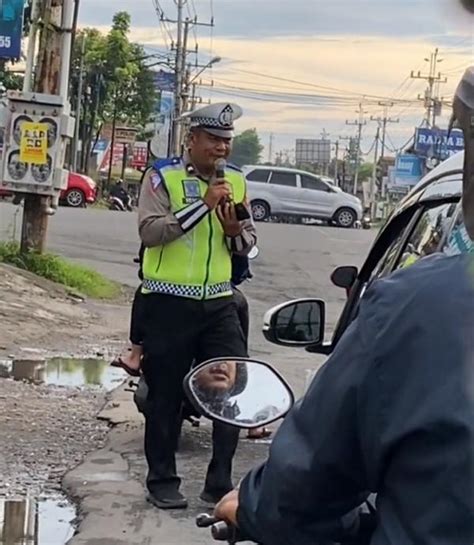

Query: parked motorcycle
[108,194,133,211]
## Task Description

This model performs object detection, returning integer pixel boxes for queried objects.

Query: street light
[189,56,221,84]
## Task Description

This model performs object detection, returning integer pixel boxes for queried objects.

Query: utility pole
[370,125,380,218]
[411,48,447,128]
[20,0,74,253]
[320,129,330,174]
[71,32,86,171]
[268,133,274,163]
[170,0,186,156]
[165,3,214,155]
[371,101,399,158]
[346,103,367,195]
[333,140,339,185]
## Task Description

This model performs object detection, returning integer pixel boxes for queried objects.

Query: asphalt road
[0,201,376,395]
[0,202,376,544]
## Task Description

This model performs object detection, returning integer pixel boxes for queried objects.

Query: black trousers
[141,293,247,497]
[130,285,249,348]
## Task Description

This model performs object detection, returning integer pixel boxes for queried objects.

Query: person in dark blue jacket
[214,66,474,545]
[216,252,474,545]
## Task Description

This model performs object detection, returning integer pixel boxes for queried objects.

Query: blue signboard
[0,0,24,59]
[152,70,176,92]
[414,127,464,159]
[392,154,424,188]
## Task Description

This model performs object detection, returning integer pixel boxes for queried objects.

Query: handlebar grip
[196,513,217,528]
[211,521,233,541]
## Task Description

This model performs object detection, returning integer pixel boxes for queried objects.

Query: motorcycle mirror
[263,298,326,347]
[183,358,294,429]
[248,246,259,260]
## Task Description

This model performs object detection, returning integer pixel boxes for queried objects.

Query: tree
[230,129,264,167]
[358,162,374,182]
[70,11,156,172]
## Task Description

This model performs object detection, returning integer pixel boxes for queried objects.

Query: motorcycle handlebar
[196,514,241,543]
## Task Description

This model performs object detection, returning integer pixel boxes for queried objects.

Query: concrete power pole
[71,33,86,171]
[20,0,74,253]
[370,125,381,218]
[411,48,447,128]
[268,133,274,163]
[170,0,187,156]
[371,101,399,158]
[346,103,367,195]
[333,140,339,185]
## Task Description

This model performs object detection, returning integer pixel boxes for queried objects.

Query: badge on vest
[182,179,201,204]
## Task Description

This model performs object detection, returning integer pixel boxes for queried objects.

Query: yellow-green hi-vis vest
[142,158,246,300]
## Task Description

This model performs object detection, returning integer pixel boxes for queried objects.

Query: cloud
[78,0,472,40]
[76,0,473,154]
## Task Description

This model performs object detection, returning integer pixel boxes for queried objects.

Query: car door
[267,171,299,214]
[300,174,336,218]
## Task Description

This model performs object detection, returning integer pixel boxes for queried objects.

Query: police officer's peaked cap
[181,102,243,138]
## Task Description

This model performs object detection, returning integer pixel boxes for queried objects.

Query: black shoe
[147,491,188,510]
[199,489,229,506]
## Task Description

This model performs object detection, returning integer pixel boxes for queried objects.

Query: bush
[0,242,121,299]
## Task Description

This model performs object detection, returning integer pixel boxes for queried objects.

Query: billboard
[0,0,24,59]
[152,70,175,93]
[414,128,464,159]
[389,154,424,190]
[295,138,331,165]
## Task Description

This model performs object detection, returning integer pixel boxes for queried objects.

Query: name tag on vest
[182,179,201,204]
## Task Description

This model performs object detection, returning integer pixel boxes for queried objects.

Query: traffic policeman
[138,102,256,509]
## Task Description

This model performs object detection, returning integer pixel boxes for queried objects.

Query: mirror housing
[183,358,294,429]
[263,298,326,347]
[248,246,259,260]
[331,266,358,294]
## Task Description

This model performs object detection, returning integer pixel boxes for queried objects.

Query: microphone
[215,158,226,180]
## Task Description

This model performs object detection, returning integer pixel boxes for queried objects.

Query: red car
[0,171,97,207]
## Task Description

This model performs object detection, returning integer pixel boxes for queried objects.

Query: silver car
[243,165,363,228]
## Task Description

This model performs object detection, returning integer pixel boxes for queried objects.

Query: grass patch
[0,241,121,299]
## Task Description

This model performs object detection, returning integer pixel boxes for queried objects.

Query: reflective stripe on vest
[142,160,246,300]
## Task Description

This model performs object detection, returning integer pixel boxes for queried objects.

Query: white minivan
[243,165,363,228]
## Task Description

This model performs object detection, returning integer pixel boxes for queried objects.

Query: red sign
[99,141,148,172]
[131,143,148,169]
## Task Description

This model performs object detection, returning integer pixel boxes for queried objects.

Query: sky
[77,0,474,161]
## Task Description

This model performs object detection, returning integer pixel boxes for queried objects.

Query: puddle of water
[0,495,75,545]
[0,357,126,391]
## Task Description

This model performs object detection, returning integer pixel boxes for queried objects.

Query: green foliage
[70,11,156,171]
[358,162,374,182]
[0,242,121,299]
[230,129,264,167]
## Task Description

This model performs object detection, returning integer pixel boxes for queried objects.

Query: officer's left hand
[214,489,239,527]
[217,202,242,237]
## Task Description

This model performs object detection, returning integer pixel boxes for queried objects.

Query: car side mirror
[263,298,325,347]
[331,266,358,294]
[183,358,294,429]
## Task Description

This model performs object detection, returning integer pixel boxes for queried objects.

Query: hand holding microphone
[203,158,231,210]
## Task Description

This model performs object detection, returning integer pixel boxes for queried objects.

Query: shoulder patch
[150,170,164,191]
[152,157,183,172]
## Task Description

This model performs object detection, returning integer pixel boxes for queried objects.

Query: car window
[269,171,297,187]
[395,203,457,270]
[442,209,474,256]
[371,229,408,279]
[300,175,330,192]
[246,169,269,183]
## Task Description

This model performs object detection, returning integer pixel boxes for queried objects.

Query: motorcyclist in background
[110,179,132,211]
[214,67,474,545]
